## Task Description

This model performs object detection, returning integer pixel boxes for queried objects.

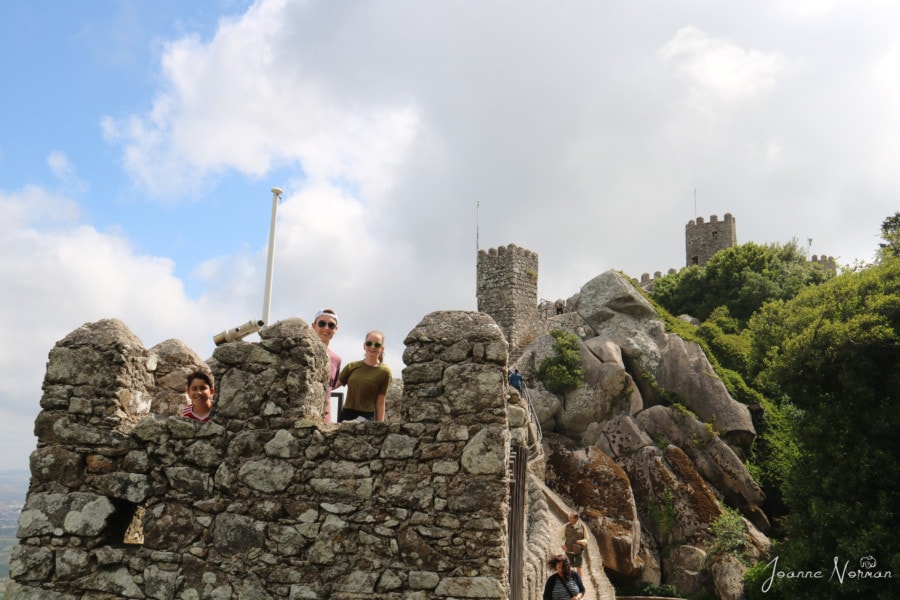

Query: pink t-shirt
[325,347,342,423]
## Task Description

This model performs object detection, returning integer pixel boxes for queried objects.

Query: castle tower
[685,213,737,266]
[477,244,539,361]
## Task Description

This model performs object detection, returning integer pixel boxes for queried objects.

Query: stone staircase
[542,485,618,600]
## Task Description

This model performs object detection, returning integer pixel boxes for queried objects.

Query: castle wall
[10,314,516,600]
[685,213,737,267]
[477,244,542,362]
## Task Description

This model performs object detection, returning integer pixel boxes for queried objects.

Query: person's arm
[542,575,555,600]
[337,363,350,388]
[573,571,585,594]
[578,526,588,549]
[375,394,386,421]
[331,357,343,388]
[374,367,391,422]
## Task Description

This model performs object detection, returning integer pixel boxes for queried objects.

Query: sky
[1,0,898,473]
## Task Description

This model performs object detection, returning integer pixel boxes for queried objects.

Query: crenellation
[476,244,542,362]
[686,213,737,266]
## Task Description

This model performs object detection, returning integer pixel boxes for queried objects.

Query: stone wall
[685,213,737,267]
[10,312,517,600]
[476,244,541,362]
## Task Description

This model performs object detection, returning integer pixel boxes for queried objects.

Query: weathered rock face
[636,406,764,509]
[544,435,643,577]
[572,271,755,449]
[11,311,516,600]
[647,331,755,448]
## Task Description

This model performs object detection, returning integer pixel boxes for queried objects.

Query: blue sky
[1,1,267,294]
[2,0,899,472]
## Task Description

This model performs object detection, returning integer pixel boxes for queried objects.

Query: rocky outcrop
[636,406,764,508]
[519,270,768,598]
[646,331,755,448]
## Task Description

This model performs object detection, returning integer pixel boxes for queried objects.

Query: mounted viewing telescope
[213,320,265,346]
[211,187,283,347]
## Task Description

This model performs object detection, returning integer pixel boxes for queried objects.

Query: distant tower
[685,213,737,267]
[477,244,539,361]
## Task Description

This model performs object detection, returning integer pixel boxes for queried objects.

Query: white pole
[263,187,283,325]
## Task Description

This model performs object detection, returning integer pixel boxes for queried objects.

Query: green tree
[876,211,900,262]
[745,258,900,599]
[653,240,833,326]
[696,306,750,375]
[537,329,584,394]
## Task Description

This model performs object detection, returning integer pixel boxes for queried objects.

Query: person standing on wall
[311,309,341,422]
[337,330,391,422]
[560,512,588,576]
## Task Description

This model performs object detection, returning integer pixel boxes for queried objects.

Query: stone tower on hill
[477,244,540,361]
[685,213,737,266]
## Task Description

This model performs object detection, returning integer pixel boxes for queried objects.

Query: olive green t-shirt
[338,361,392,413]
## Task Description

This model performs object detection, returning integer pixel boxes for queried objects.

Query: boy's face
[188,378,214,405]
[313,315,338,345]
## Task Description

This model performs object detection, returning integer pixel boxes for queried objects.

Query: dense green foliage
[652,240,833,325]
[877,211,900,262]
[742,258,900,599]
[646,220,899,598]
[708,506,749,561]
[537,329,585,394]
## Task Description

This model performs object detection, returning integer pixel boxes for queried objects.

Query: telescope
[213,320,265,346]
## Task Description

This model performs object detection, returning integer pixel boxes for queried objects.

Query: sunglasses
[316,321,337,330]
[365,340,383,348]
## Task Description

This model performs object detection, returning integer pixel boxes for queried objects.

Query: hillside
[0,469,29,588]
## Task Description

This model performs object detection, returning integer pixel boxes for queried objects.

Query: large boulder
[516,333,643,440]
[573,271,755,449]
[649,331,755,447]
[576,271,658,327]
[636,406,764,508]
[585,415,654,459]
[617,445,723,550]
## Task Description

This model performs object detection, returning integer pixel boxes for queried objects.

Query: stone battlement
[686,213,738,267]
[10,313,523,599]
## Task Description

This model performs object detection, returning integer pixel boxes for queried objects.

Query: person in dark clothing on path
[509,368,524,391]
[543,554,585,600]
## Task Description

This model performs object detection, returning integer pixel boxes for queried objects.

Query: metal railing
[516,381,543,460]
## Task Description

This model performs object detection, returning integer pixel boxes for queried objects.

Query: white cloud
[102,0,421,202]
[659,26,786,113]
[0,185,252,468]
[46,151,88,195]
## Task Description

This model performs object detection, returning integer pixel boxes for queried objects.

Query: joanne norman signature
[761,555,893,592]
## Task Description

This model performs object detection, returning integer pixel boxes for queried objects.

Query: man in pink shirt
[312,309,342,422]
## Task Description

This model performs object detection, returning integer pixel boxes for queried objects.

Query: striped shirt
[181,405,210,422]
